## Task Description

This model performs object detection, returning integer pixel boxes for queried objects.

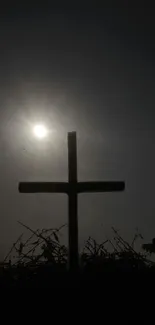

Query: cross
[19,132,125,271]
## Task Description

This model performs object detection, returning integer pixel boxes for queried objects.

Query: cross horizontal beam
[77,181,125,193]
[19,181,125,194]
[18,182,69,193]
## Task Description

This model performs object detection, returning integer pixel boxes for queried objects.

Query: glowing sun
[33,124,48,139]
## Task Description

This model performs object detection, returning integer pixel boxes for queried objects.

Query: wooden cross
[19,132,125,271]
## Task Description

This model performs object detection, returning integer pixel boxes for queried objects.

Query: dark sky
[0,3,155,257]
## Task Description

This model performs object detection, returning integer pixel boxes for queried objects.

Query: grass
[0,222,155,287]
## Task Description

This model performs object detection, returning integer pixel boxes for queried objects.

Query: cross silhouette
[19,132,125,270]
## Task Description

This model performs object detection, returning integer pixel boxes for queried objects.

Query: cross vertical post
[68,132,78,271]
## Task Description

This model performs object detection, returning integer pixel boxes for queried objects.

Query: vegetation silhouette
[1,222,155,287]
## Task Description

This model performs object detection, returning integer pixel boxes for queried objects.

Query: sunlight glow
[33,124,48,139]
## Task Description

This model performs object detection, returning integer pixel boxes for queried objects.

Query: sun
[33,124,48,139]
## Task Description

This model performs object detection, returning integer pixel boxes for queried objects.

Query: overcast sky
[0,4,155,258]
